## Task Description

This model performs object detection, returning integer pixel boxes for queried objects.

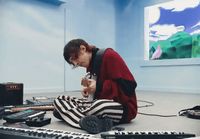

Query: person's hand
[81,78,90,87]
[81,79,96,98]
[81,73,92,87]
[81,77,90,97]
[81,90,89,98]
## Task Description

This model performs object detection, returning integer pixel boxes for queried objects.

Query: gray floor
[1,91,200,138]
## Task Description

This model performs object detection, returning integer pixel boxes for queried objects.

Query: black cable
[137,99,177,117]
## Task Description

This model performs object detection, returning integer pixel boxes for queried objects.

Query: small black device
[3,109,46,123]
[25,117,51,127]
[0,83,23,106]
[179,105,200,120]
[187,110,200,119]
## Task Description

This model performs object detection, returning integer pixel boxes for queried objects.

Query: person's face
[69,45,91,68]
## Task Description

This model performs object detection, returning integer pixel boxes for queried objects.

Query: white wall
[0,0,65,94]
[0,0,116,94]
[1,0,199,94]
[115,0,200,94]
[63,0,116,91]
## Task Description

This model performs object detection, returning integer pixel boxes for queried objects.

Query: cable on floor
[137,99,177,117]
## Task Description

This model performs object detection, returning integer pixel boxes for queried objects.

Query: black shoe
[79,115,113,134]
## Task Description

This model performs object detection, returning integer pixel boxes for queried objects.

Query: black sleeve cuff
[116,78,137,96]
[119,104,129,124]
[93,81,103,99]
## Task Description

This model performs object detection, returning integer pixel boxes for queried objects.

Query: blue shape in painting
[147,0,200,60]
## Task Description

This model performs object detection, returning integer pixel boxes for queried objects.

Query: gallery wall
[0,0,199,94]
[63,0,116,91]
[0,0,65,93]
[114,0,200,94]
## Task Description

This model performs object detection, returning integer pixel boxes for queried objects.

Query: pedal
[187,110,200,119]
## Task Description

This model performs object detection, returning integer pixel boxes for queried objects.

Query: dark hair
[63,39,95,65]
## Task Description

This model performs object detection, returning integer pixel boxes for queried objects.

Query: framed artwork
[144,0,200,61]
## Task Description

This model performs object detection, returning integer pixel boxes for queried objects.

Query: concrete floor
[1,91,200,138]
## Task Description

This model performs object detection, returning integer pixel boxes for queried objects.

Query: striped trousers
[53,95,124,128]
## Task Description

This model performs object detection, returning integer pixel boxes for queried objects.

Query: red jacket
[87,48,137,123]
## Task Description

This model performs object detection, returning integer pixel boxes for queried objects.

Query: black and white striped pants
[53,95,124,128]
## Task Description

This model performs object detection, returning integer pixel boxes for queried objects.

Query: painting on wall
[144,0,200,60]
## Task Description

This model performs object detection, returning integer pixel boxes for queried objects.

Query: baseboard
[24,86,200,95]
[24,87,64,94]
[136,86,200,94]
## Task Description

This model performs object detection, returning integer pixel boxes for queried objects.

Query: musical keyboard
[0,126,100,139]
[0,126,196,139]
[100,130,196,139]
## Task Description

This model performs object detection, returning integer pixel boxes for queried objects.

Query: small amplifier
[0,82,23,106]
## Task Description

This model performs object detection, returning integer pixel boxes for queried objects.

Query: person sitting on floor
[53,38,138,134]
